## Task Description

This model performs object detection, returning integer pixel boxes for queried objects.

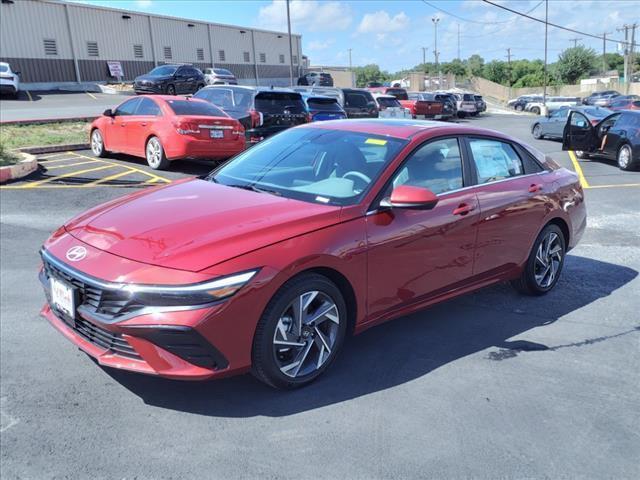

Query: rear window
[377,97,401,108]
[307,97,342,111]
[195,88,252,109]
[320,73,331,78]
[166,99,226,117]
[214,68,232,76]
[386,89,408,100]
[463,94,475,101]
[344,92,370,108]
[254,92,305,113]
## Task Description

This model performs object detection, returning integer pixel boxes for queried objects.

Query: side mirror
[380,185,439,210]
[103,108,114,117]
[14,71,21,76]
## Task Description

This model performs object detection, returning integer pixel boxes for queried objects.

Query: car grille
[71,316,140,359]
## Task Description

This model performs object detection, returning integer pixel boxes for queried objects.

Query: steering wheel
[342,171,372,190]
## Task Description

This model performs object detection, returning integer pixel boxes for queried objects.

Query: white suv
[0,62,20,98]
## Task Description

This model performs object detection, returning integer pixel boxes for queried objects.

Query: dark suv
[341,88,379,118]
[297,72,334,87]
[194,86,309,142]
[134,64,205,95]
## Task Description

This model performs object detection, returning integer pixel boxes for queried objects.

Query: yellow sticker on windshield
[365,138,387,146]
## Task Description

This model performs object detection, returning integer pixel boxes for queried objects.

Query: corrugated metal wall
[0,0,304,84]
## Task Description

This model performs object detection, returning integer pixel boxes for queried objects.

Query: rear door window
[135,98,162,116]
[254,92,305,113]
[166,99,226,116]
[467,138,525,184]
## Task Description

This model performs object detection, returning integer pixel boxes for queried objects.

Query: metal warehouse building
[0,0,303,86]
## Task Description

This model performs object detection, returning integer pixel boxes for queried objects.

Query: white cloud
[257,0,352,32]
[135,0,152,8]
[307,39,335,51]
[357,11,410,34]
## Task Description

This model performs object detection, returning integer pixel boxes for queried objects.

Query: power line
[482,0,640,47]
[422,0,542,26]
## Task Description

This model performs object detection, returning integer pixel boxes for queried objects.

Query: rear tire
[515,104,524,111]
[251,273,348,389]
[617,143,635,171]
[531,106,541,115]
[166,84,176,95]
[145,136,170,170]
[511,224,566,296]
[575,150,590,159]
[532,124,543,139]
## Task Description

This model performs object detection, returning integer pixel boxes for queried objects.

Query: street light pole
[432,16,440,87]
[543,0,548,108]
[348,48,353,87]
[286,0,294,86]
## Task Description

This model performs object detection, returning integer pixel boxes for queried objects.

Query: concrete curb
[21,144,90,155]
[0,117,97,126]
[0,152,38,184]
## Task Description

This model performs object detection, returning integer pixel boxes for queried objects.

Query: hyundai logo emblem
[66,246,87,262]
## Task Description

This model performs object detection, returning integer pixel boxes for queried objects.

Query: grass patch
[0,141,20,166]
[0,122,89,150]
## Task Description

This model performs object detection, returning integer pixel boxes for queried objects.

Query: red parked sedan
[89,95,245,170]
[40,119,586,389]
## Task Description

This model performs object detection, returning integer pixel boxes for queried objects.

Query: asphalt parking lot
[1,114,639,479]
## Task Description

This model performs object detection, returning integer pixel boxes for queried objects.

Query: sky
[70,0,640,72]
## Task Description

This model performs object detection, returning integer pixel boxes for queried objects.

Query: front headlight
[123,270,258,306]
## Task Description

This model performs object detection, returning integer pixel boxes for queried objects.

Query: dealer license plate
[50,277,75,320]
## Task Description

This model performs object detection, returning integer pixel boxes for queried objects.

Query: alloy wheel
[146,138,162,168]
[533,124,542,139]
[91,130,103,156]
[534,232,563,288]
[272,291,340,378]
[618,145,631,170]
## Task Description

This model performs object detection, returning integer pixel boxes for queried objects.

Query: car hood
[64,179,341,272]
[136,74,171,82]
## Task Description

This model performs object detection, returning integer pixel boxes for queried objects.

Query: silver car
[203,68,238,85]
[531,106,612,140]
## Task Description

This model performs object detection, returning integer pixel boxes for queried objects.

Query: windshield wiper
[226,183,281,196]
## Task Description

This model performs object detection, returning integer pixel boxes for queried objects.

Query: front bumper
[134,83,164,94]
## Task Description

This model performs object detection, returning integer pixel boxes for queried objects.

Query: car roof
[297,118,517,141]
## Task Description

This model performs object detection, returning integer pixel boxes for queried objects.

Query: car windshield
[583,107,612,118]
[165,99,226,116]
[254,92,305,113]
[209,128,407,206]
[377,97,401,108]
[214,68,232,75]
[194,88,252,110]
[149,66,177,76]
[307,98,342,111]
[0,65,8,73]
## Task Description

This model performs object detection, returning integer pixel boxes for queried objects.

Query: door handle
[528,183,543,193]
[141,122,147,127]
[120,123,126,127]
[453,203,475,216]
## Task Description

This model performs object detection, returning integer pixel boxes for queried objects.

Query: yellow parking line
[568,151,590,189]
[38,156,88,163]
[26,90,33,102]
[587,183,640,189]
[23,164,114,188]
[67,151,171,183]
[38,152,74,160]
[85,91,97,100]
[82,169,136,187]
[45,160,101,170]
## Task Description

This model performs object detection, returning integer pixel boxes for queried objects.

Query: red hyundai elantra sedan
[89,95,245,170]
[40,119,586,389]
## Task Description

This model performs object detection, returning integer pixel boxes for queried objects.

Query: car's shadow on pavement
[102,255,638,417]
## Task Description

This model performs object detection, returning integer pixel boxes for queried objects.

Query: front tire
[515,104,524,111]
[575,150,590,159]
[512,224,566,296]
[617,144,634,171]
[252,273,348,389]
[532,124,543,139]
[145,136,170,170]
[90,129,107,157]
[166,84,176,95]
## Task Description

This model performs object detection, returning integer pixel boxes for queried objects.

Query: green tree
[482,60,509,84]
[602,52,624,76]
[555,46,597,84]
[441,58,466,77]
[465,54,484,77]
[353,64,391,87]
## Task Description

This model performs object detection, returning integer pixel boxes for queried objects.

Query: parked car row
[509,91,640,115]
[530,105,640,171]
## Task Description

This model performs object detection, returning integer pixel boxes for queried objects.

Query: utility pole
[543,0,548,107]
[601,32,611,74]
[422,46,427,69]
[618,24,638,93]
[432,16,440,87]
[285,0,294,86]
[568,37,580,48]
[457,23,461,60]
[348,48,353,87]
[506,48,513,98]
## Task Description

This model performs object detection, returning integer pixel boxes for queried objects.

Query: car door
[173,67,188,94]
[125,97,162,157]
[464,136,549,277]
[366,137,479,321]
[548,108,569,137]
[108,97,141,153]
[562,111,598,152]
[598,113,623,158]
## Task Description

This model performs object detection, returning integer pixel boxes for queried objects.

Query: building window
[164,46,172,59]
[218,50,226,62]
[87,41,99,57]
[196,48,204,61]
[279,54,285,64]
[293,55,298,64]
[133,44,143,58]
[43,39,58,56]
[259,53,266,63]
[243,51,250,63]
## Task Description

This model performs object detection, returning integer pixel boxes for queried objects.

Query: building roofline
[45,0,302,38]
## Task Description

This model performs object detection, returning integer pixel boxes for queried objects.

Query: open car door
[562,111,597,152]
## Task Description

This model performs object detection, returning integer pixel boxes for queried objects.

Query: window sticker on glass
[365,138,387,146]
